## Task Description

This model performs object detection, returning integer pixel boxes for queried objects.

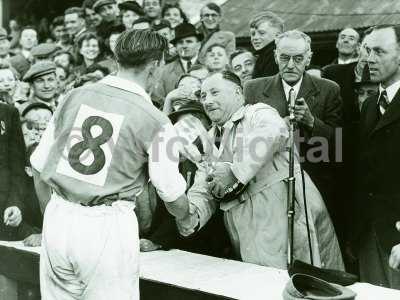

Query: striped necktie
[378,90,389,115]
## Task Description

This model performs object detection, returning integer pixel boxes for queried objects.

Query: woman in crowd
[0,61,19,105]
[75,32,103,76]
[161,3,188,29]
[204,44,230,73]
[197,2,235,65]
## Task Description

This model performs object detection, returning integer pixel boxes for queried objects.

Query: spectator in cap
[119,0,145,30]
[94,0,119,23]
[0,28,11,61]
[131,17,152,30]
[143,0,162,23]
[64,7,87,40]
[22,61,58,111]
[354,67,378,111]
[94,0,121,40]
[31,43,60,63]
[0,61,19,105]
[204,43,229,73]
[21,102,53,147]
[162,3,188,29]
[249,11,284,78]
[230,49,255,84]
[75,32,104,76]
[152,22,202,106]
[9,27,38,77]
[197,3,235,66]
[82,0,103,30]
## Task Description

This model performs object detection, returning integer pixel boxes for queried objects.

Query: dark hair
[115,29,168,68]
[51,16,65,28]
[85,63,110,76]
[230,48,254,63]
[82,0,97,10]
[217,70,242,89]
[54,50,76,66]
[161,4,189,23]
[175,74,202,89]
[76,32,103,64]
[201,3,221,16]
[132,17,153,27]
[65,7,85,19]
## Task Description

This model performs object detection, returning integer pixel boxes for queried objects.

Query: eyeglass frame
[274,49,312,65]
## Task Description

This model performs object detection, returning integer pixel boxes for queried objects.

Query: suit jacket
[356,90,400,253]
[152,58,186,108]
[0,103,27,239]
[244,73,343,206]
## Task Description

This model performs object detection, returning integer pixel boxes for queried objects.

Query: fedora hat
[171,23,203,45]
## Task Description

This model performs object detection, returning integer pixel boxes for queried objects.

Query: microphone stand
[287,89,296,269]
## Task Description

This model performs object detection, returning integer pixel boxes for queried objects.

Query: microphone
[288,88,296,122]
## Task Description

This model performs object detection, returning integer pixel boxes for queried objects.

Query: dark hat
[171,23,203,45]
[168,100,209,124]
[93,0,116,13]
[118,0,144,16]
[0,28,8,40]
[31,43,60,59]
[23,61,56,82]
[21,102,54,117]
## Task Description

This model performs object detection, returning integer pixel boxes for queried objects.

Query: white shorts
[40,193,139,300]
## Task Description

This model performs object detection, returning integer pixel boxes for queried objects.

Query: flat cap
[93,0,116,12]
[118,1,144,16]
[0,28,8,40]
[23,61,56,82]
[31,43,60,59]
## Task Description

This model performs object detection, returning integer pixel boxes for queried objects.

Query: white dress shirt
[180,56,198,73]
[282,77,303,101]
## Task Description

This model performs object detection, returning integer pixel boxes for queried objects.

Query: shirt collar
[379,80,400,104]
[100,75,151,103]
[338,57,359,65]
[180,55,198,69]
[282,77,303,101]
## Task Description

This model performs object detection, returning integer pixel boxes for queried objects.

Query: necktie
[215,127,222,148]
[186,60,192,72]
[378,90,389,115]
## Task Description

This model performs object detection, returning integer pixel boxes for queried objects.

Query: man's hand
[389,221,400,270]
[4,206,22,227]
[208,162,237,199]
[23,234,42,247]
[294,98,315,129]
[140,239,162,252]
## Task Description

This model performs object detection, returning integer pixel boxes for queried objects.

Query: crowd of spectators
[3,0,400,294]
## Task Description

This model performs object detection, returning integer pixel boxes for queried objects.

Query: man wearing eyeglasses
[244,30,343,235]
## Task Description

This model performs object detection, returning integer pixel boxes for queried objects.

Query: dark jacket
[0,103,27,240]
[356,90,400,253]
[252,41,279,79]
[244,73,343,212]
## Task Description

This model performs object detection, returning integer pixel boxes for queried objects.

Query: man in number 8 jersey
[31,30,190,299]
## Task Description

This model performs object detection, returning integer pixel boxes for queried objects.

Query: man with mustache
[177,70,344,270]
[244,30,343,235]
